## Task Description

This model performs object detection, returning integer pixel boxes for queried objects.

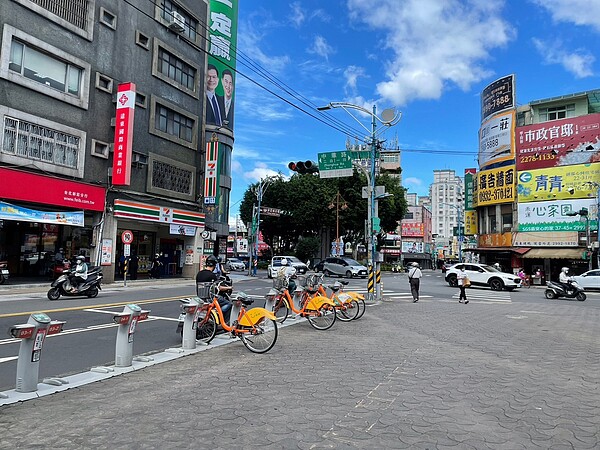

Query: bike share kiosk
[179,297,201,349]
[113,304,149,367]
[9,313,65,393]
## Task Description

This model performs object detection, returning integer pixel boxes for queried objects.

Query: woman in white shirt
[457,267,469,304]
[407,262,423,303]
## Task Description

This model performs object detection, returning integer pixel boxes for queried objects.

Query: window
[136,31,150,50]
[99,7,117,29]
[1,106,85,179]
[147,153,195,201]
[11,0,95,40]
[149,96,198,149]
[539,104,575,122]
[155,104,193,142]
[95,72,113,93]
[135,92,147,109]
[158,0,199,43]
[1,26,91,109]
[91,139,110,159]
[152,39,199,96]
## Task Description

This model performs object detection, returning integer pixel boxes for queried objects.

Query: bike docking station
[1,312,66,402]
[112,303,150,367]
[179,297,202,350]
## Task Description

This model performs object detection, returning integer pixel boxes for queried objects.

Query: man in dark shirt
[196,256,232,324]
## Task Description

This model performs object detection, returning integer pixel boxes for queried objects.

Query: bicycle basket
[196,282,214,300]
[273,276,288,290]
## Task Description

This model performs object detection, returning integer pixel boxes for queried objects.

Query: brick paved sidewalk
[1,296,599,448]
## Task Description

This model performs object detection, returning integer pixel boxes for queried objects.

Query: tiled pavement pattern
[1,297,599,449]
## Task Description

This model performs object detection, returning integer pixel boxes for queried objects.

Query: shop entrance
[160,238,184,277]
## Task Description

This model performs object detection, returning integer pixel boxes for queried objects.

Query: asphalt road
[1,270,599,448]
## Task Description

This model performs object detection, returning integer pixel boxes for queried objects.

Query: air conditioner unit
[168,11,185,33]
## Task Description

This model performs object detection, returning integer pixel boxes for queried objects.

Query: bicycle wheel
[307,304,336,330]
[195,310,217,344]
[355,297,367,319]
[336,299,360,322]
[240,317,278,353]
[272,297,289,323]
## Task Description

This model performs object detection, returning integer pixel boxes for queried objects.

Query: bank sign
[517,198,598,231]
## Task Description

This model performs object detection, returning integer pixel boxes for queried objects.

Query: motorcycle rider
[70,255,88,292]
[196,255,232,323]
[559,267,574,294]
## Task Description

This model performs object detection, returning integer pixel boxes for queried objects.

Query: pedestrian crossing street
[345,287,513,304]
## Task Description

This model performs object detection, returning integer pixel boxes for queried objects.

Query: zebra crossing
[341,287,512,304]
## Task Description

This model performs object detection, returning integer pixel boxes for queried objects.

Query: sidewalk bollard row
[6,303,150,395]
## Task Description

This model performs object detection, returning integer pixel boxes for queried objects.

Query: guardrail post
[113,304,149,367]
[10,313,65,393]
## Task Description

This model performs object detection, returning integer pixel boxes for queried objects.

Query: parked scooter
[545,280,586,301]
[0,261,9,284]
[47,266,103,300]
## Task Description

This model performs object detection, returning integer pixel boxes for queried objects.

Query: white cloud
[242,162,281,183]
[308,35,334,60]
[532,38,594,78]
[289,2,306,27]
[346,0,515,105]
[404,177,423,186]
[531,0,600,33]
[344,66,367,96]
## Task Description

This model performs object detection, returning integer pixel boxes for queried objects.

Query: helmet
[206,255,218,267]
[280,258,288,266]
[411,262,419,267]
[561,267,569,273]
[76,255,85,262]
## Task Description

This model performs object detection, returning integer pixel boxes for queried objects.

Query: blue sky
[228,0,600,224]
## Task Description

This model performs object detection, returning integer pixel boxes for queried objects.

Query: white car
[322,256,368,278]
[225,258,245,271]
[572,270,600,291]
[445,263,522,291]
[268,256,308,278]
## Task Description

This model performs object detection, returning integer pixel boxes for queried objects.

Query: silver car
[225,258,245,271]
[322,257,368,279]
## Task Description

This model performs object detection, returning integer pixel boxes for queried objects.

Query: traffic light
[288,160,319,174]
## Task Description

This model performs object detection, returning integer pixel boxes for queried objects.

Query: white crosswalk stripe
[449,289,512,303]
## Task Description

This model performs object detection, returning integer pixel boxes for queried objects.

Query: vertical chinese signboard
[464,168,477,236]
[206,0,239,130]
[112,82,136,185]
[204,139,219,206]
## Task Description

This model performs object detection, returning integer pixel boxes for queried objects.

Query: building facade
[0,0,235,282]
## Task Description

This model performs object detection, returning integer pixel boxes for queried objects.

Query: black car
[314,259,325,272]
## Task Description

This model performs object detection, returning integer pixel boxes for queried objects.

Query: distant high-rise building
[429,170,463,241]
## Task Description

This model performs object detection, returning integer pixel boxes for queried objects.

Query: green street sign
[318,151,372,179]
[372,217,381,233]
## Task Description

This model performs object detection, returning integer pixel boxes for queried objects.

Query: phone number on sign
[478,186,513,203]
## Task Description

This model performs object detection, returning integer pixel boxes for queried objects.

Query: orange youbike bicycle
[312,274,366,321]
[267,275,337,330]
[194,281,278,353]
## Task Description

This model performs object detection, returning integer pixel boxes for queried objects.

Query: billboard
[464,210,478,235]
[481,74,515,122]
[464,168,477,210]
[479,110,515,168]
[517,198,598,231]
[112,82,136,185]
[513,231,579,247]
[516,162,600,202]
[473,165,516,206]
[401,223,424,237]
[516,113,600,171]
[205,0,239,130]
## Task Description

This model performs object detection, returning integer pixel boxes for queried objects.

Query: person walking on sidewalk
[407,262,423,303]
[457,267,469,304]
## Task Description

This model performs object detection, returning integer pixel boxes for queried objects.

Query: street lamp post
[250,177,275,276]
[317,102,401,301]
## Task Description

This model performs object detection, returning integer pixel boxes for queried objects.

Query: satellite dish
[381,108,396,124]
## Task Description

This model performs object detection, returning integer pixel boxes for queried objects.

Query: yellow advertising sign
[474,165,516,206]
[464,210,478,235]
[516,162,600,202]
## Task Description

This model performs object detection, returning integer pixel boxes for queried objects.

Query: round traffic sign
[121,230,134,244]
[201,230,210,239]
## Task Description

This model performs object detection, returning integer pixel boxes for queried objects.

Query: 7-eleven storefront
[101,199,205,283]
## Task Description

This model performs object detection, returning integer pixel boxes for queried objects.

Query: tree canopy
[239,171,407,258]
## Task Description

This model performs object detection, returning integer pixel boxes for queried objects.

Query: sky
[227,0,600,225]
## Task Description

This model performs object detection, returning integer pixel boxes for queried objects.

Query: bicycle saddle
[236,292,254,305]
